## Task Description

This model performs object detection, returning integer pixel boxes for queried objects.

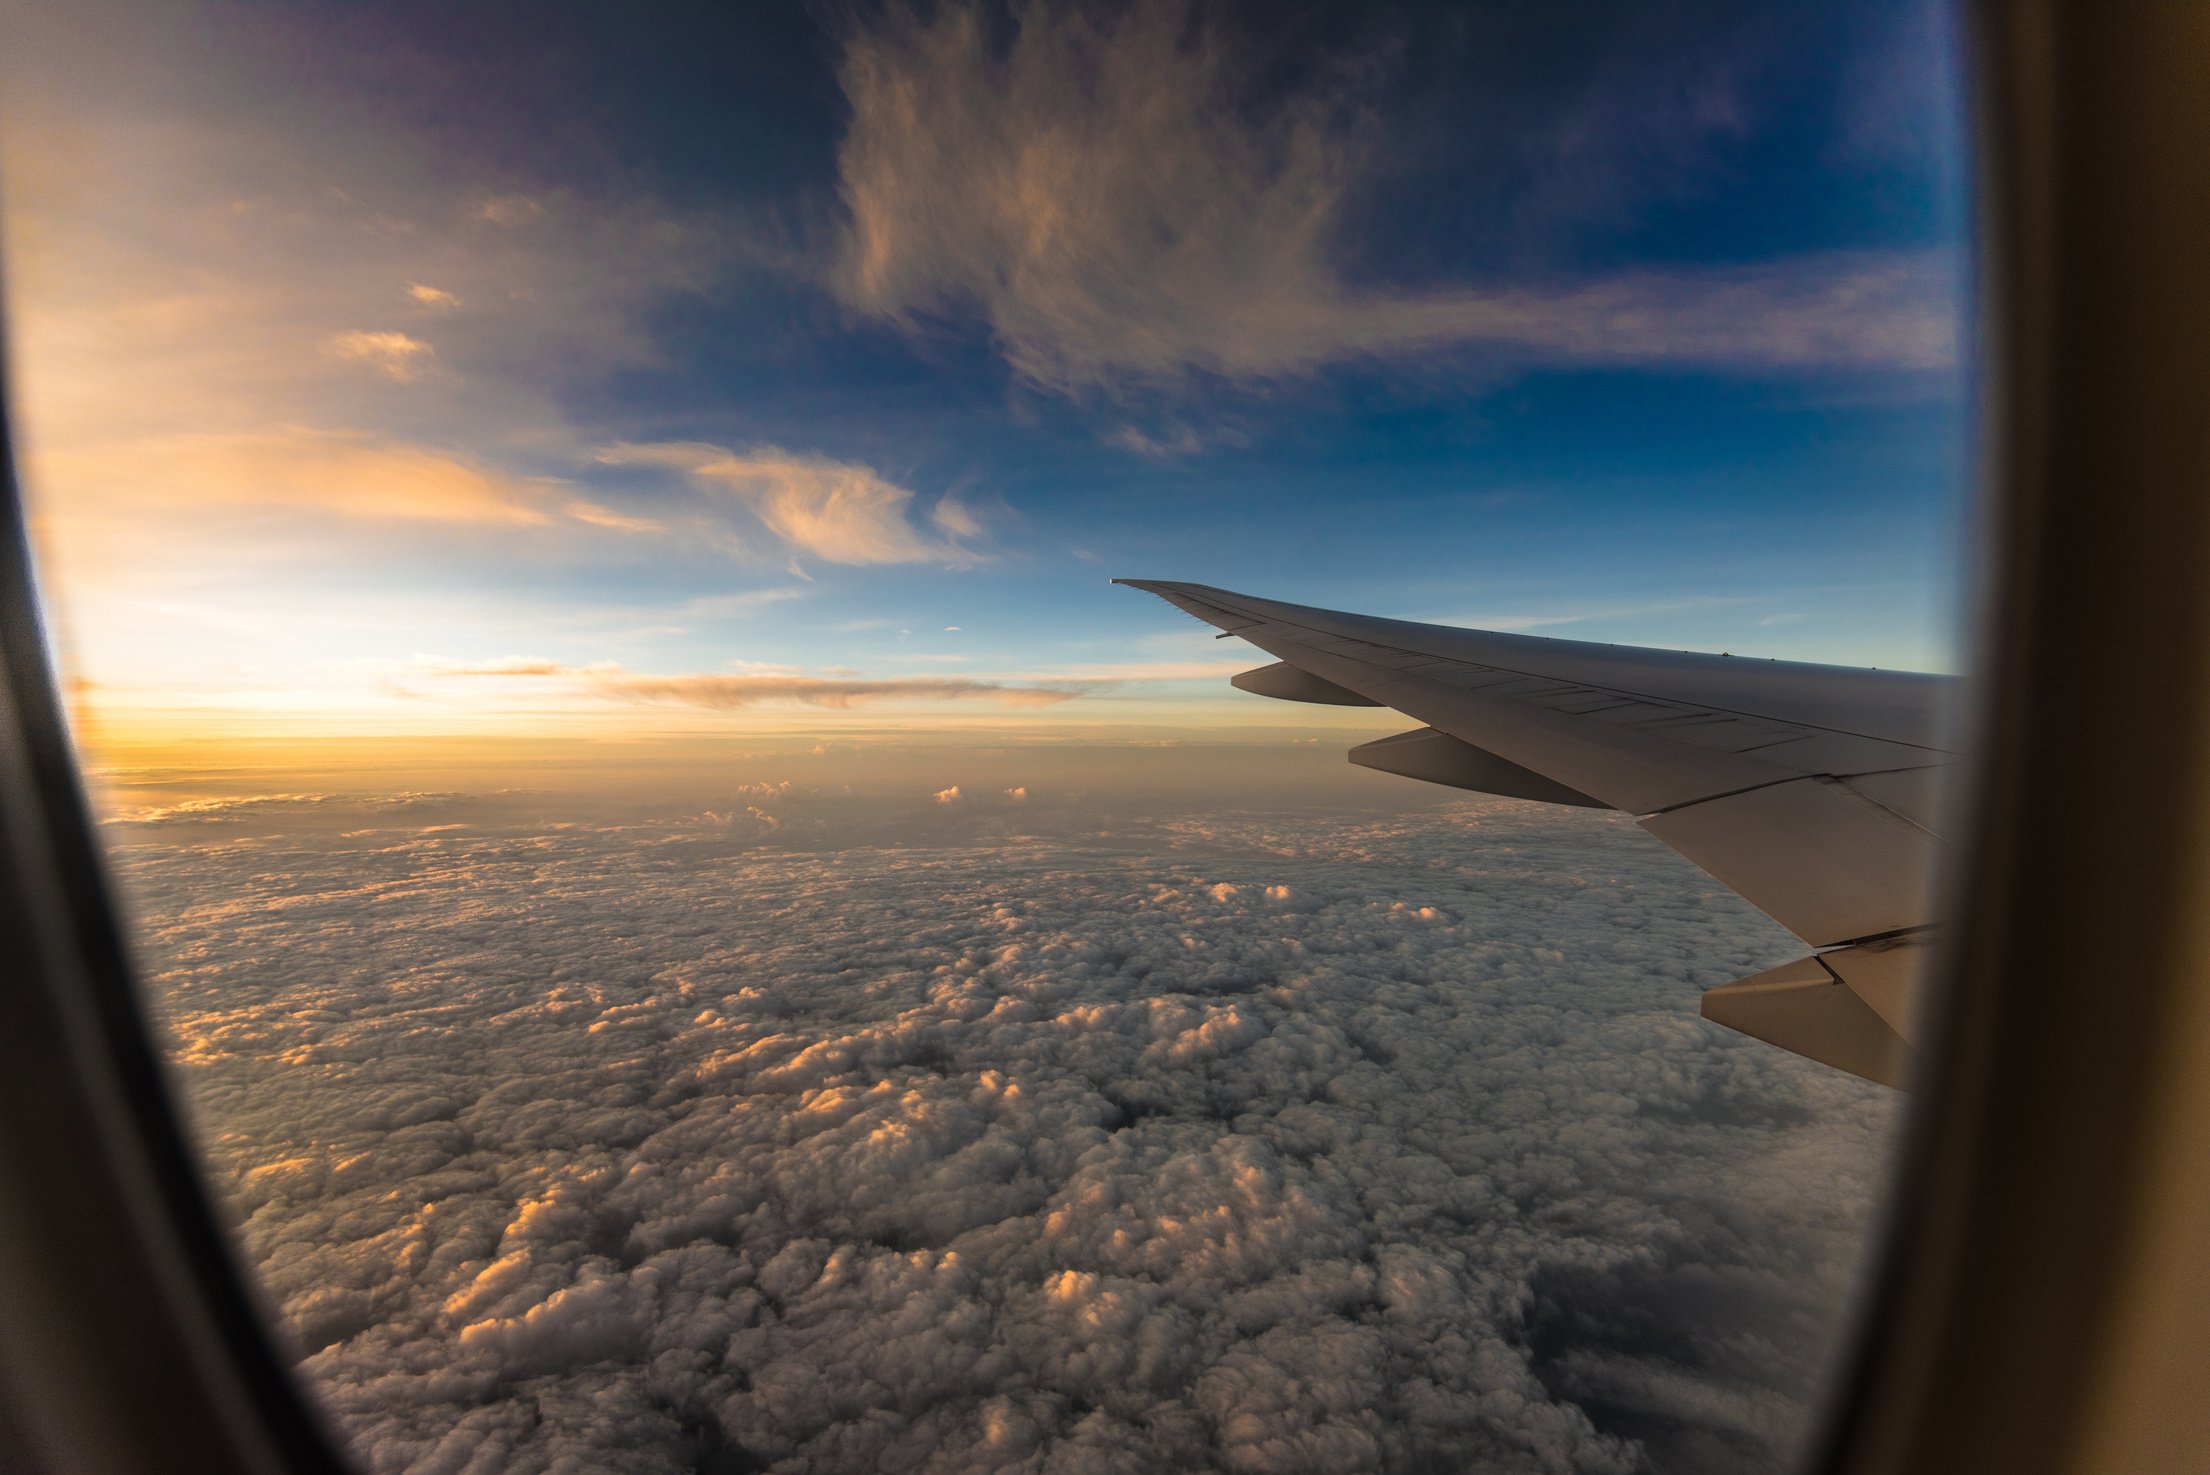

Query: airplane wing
[1115,579,1960,1088]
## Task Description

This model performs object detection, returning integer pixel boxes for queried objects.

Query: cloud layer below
[117,789,1899,1474]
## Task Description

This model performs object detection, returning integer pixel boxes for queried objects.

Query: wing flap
[1700,953,1916,1087]
[1349,727,1609,808]
[1641,777,1937,946]
[1230,662,1381,706]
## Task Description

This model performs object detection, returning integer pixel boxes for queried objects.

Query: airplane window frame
[3,4,2208,1472]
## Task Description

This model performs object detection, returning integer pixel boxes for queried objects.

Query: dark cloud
[113,792,1898,1474]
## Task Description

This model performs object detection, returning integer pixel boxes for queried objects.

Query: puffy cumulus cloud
[114,795,1901,1475]
[597,442,979,567]
[831,0,1957,395]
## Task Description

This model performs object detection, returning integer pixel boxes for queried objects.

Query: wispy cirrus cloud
[832,0,1958,395]
[37,428,653,534]
[608,673,1092,711]
[470,192,547,228]
[597,442,981,566]
[0,13,736,653]
[417,655,1099,709]
[413,655,620,678]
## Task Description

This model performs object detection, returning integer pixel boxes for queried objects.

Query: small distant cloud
[326,330,436,382]
[562,500,663,534]
[675,589,807,619]
[408,283,461,310]
[933,785,964,805]
[1106,424,1205,458]
[411,655,621,678]
[943,625,963,632]
[1003,786,1028,802]
[931,494,984,539]
[597,441,980,566]
[472,194,545,227]
[612,674,1093,711]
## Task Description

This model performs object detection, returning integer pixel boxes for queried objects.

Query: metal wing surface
[1116,579,1961,1088]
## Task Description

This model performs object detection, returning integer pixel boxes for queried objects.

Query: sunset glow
[5,0,1969,756]
[2,4,1971,1470]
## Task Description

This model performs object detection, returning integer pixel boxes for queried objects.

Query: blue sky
[2,0,1973,738]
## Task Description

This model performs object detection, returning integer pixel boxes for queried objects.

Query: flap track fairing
[1349,726,1609,808]
[1231,661,1382,706]
[1699,935,1929,1087]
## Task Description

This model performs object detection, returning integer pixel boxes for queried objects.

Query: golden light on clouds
[1,0,1966,747]
[596,442,981,567]
[326,329,438,381]
[86,428,548,523]
[400,654,1094,707]
[0,35,1008,736]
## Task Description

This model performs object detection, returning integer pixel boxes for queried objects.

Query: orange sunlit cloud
[0,39,1000,736]
[43,428,557,528]
[596,442,982,567]
[327,330,439,381]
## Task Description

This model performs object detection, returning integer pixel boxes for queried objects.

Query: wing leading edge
[1117,578,1960,1087]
